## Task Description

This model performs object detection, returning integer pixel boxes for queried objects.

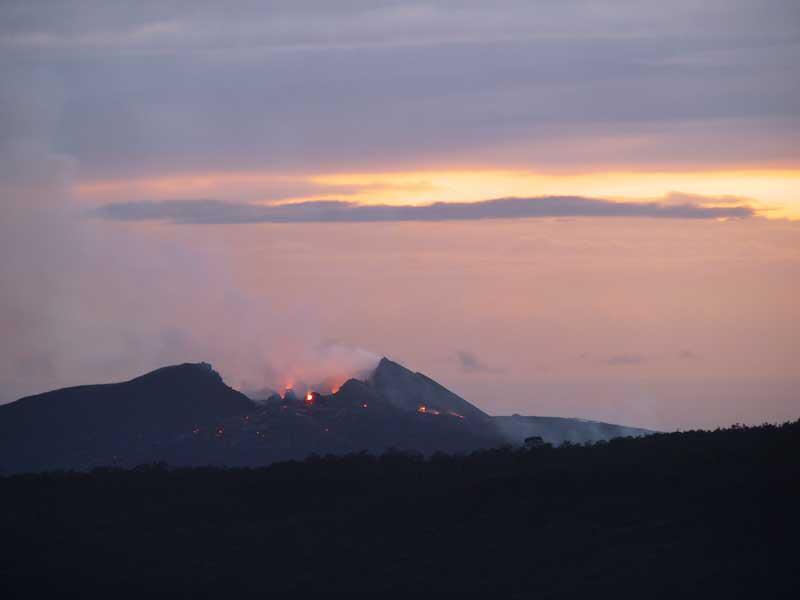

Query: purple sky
[1,1,798,429]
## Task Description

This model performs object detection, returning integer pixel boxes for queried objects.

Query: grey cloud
[606,354,646,366]
[3,2,798,52]
[456,351,503,374]
[92,196,754,224]
[1,2,798,178]
[661,192,755,206]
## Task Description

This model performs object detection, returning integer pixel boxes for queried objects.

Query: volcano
[0,358,651,473]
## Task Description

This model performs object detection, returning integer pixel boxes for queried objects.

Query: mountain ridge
[0,358,651,473]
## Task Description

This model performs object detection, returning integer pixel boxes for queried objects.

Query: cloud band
[91,196,753,225]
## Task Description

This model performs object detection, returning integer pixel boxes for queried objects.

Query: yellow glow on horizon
[76,168,800,219]
[311,169,800,218]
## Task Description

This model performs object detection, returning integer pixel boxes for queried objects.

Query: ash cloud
[92,196,754,224]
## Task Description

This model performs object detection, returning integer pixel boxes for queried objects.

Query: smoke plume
[0,81,377,402]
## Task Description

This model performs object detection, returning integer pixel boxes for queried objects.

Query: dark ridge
[0,358,652,474]
[494,414,654,445]
[0,363,253,473]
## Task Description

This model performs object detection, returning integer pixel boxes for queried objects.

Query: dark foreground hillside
[1,422,798,599]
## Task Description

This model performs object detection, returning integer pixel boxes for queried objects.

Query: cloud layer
[2,1,798,178]
[93,196,754,224]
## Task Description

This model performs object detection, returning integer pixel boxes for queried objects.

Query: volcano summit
[0,358,650,473]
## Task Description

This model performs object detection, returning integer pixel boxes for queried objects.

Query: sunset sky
[1,1,798,429]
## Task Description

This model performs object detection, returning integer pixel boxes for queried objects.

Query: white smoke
[0,79,378,403]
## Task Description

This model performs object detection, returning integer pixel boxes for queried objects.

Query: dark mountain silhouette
[369,357,490,420]
[0,363,252,473]
[0,358,651,473]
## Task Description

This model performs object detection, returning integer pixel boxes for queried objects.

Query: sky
[1,1,798,430]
